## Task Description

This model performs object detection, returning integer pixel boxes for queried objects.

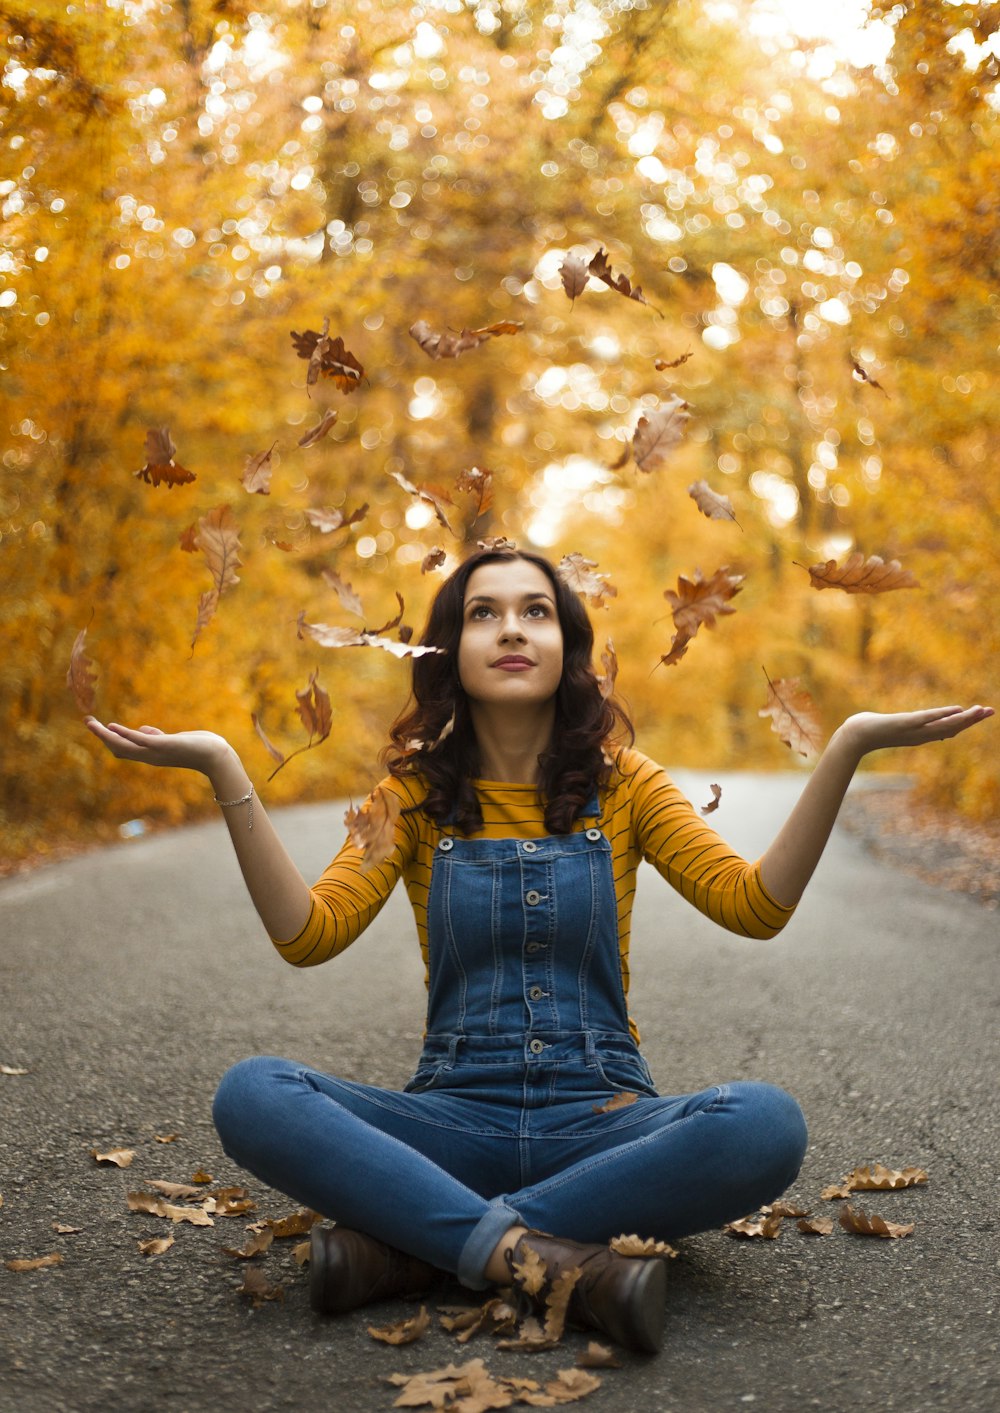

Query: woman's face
[457,558,564,709]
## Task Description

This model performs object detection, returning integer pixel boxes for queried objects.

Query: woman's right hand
[84,718,232,777]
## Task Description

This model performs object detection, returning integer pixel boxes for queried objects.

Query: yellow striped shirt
[272,749,795,1039]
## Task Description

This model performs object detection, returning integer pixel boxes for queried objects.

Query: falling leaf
[455,466,494,520]
[597,639,617,701]
[724,1213,783,1238]
[797,1217,833,1236]
[405,709,456,755]
[556,554,617,610]
[321,568,365,618]
[688,480,739,526]
[390,470,455,535]
[298,409,339,447]
[758,672,824,760]
[369,1305,431,1346]
[90,1148,135,1168]
[344,787,402,873]
[290,320,364,392]
[134,427,196,488]
[659,566,744,668]
[700,783,722,815]
[559,252,590,303]
[67,628,98,714]
[238,1264,285,1307]
[592,1091,638,1114]
[409,318,523,360]
[800,552,919,594]
[252,713,285,768]
[588,247,661,316]
[138,1235,175,1256]
[178,525,199,552]
[298,615,444,661]
[838,1204,914,1239]
[575,1342,621,1368]
[631,395,690,472]
[608,1234,678,1259]
[422,547,447,574]
[655,351,694,370]
[1,1064,29,1075]
[5,1253,63,1272]
[851,360,889,396]
[478,536,517,552]
[191,505,243,649]
[223,1229,274,1259]
[295,671,333,744]
[305,503,369,534]
[241,443,276,495]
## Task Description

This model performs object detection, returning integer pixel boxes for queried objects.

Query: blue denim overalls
[213,797,807,1286]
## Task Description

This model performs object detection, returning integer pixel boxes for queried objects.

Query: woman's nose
[498,613,526,641]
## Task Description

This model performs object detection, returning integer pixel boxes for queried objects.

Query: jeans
[213,1042,807,1288]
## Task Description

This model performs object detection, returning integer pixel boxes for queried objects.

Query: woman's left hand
[839,704,994,759]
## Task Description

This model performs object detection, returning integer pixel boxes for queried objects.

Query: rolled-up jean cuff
[457,1197,523,1288]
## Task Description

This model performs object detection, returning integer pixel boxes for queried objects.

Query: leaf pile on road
[724,1162,928,1242]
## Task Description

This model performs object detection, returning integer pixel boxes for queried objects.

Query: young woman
[85,547,992,1354]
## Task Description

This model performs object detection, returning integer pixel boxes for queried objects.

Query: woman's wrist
[206,743,251,797]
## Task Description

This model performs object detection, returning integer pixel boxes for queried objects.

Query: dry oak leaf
[592,1091,639,1115]
[241,443,276,495]
[290,321,364,393]
[688,480,739,526]
[724,1213,783,1239]
[321,568,365,619]
[191,1169,213,1184]
[191,504,243,649]
[52,1223,82,1234]
[1,1064,29,1075]
[597,639,617,702]
[148,1181,204,1201]
[405,708,456,757]
[478,536,517,552]
[665,567,744,638]
[422,547,448,575]
[292,1239,310,1266]
[390,470,456,535]
[846,1163,928,1191]
[631,395,690,472]
[797,1217,833,1236]
[238,1264,284,1307]
[510,1244,547,1298]
[495,1314,560,1353]
[90,1147,135,1168]
[5,1253,63,1272]
[252,713,285,769]
[223,1229,274,1259]
[154,1133,179,1143]
[801,552,919,594]
[608,1234,678,1259]
[368,1304,431,1346]
[575,1341,621,1369]
[409,317,523,360]
[260,1210,322,1239]
[134,427,196,488]
[296,670,333,743]
[138,1235,175,1256]
[345,787,403,874]
[765,1200,809,1218]
[700,784,722,816]
[67,629,98,714]
[759,673,824,761]
[298,615,443,662]
[305,502,369,534]
[456,466,494,520]
[655,351,694,370]
[559,252,591,303]
[839,1204,914,1239]
[178,524,199,552]
[526,1367,602,1405]
[556,554,617,610]
[298,408,339,448]
[588,247,662,317]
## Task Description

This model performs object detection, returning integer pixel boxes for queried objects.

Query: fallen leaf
[631,396,690,472]
[134,427,196,488]
[758,672,824,760]
[51,1223,81,1235]
[575,1342,620,1368]
[241,444,276,495]
[290,320,364,392]
[543,1268,582,1343]
[369,1305,431,1345]
[5,1253,63,1272]
[764,1201,809,1218]
[409,318,523,360]
[723,1213,783,1238]
[321,568,365,618]
[298,409,339,447]
[559,252,590,304]
[592,1091,638,1115]
[510,1244,547,1298]
[846,1163,928,1191]
[191,1169,213,1185]
[608,1234,678,1259]
[800,552,918,594]
[700,783,722,815]
[305,503,369,534]
[797,1217,833,1236]
[495,1315,559,1353]
[126,1192,166,1215]
[820,1179,853,1201]
[588,247,661,316]
[90,1148,135,1168]
[688,480,739,526]
[238,1264,285,1307]
[223,1229,274,1259]
[264,1210,322,1239]
[153,1133,179,1144]
[556,553,617,609]
[1,1064,29,1075]
[421,547,447,574]
[67,629,98,714]
[162,1203,214,1226]
[137,1235,175,1256]
[292,1239,311,1266]
[839,1204,914,1239]
[597,639,618,701]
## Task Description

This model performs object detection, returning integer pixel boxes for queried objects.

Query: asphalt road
[1,771,997,1413]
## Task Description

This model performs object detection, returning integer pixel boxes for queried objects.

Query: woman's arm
[758,704,994,907]
[84,718,313,941]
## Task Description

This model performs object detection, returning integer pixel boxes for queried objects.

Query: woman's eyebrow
[465,592,555,607]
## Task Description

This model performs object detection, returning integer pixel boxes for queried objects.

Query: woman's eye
[526,604,548,618]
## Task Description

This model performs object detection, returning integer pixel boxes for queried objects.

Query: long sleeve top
[270,749,795,1036]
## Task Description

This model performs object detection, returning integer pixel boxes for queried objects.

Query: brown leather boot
[309,1225,442,1315]
[508,1229,668,1354]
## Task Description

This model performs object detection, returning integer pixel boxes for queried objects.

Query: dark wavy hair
[384,547,634,835]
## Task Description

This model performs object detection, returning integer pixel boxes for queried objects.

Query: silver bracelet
[213,783,254,830]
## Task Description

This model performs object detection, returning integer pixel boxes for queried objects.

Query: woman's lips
[492,656,534,670]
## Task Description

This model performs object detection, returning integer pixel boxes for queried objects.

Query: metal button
[522,841,538,853]
[438,837,454,851]
[528,1039,545,1054]
[529,986,544,1000]
[586,828,601,841]
[525,889,541,905]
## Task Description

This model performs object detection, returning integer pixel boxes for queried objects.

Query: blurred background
[1,0,997,866]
